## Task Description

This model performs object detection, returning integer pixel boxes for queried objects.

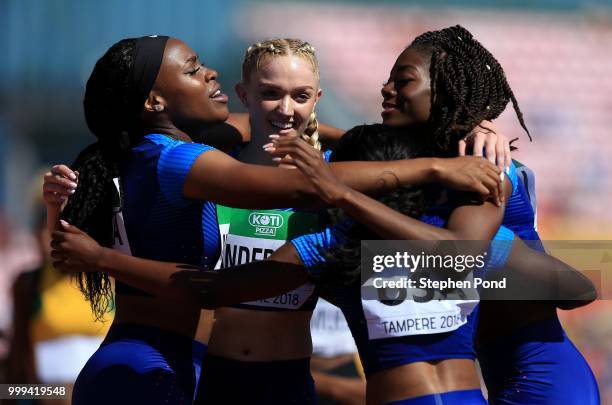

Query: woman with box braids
[413,26,529,154]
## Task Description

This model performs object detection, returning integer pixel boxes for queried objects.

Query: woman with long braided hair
[384,25,599,405]
[264,25,597,404]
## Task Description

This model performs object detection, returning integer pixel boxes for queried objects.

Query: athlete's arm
[183,145,504,209]
[50,221,307,308]
[271,137,508,241]
[491,238,597,307]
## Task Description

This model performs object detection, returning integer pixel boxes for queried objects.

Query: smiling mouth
[270,121,294,130]
[208,87,228,103]
[381,103,398,115]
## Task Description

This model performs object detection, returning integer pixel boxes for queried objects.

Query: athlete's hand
[458,120,511,172]
[433,156,504,206]
[265,136,351,205]
[51,220,105,274]
[43,164,78,207]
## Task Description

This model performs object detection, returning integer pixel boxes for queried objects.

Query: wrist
[428,157,444,183]
[331,184,355,207]
[96,247,114,274]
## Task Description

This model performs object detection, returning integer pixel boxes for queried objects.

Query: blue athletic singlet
[292,219,514,377]
[290,159,522,376]
[73,134,220,405]
[476,161,600,405]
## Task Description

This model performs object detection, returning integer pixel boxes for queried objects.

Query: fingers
[477,173,501,206]
[51,231,66,243]
[50,249,67,260]
[44,170,77,193]
[51,164,77,181]
[471,133,485,157]
[483,133,497,165]
[495,137,505,172]
[504,138,512,171]
[458,139,467,156]
[59,219,83,234]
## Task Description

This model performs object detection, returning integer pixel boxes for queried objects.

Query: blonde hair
[242,38,321,150]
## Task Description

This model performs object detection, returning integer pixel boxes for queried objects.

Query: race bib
[220,208,319,309]
[362,298,478,340]
[361,268,478,339]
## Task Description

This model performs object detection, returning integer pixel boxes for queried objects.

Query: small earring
[154,104,164,112]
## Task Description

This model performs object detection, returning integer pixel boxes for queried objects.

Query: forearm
[330,158,438,195]
[188,152,438,210]
[334,188,455,240]
[96,248,202,306]
[46,204,62,236]
[96,249,308,308]
[504,241,597,306]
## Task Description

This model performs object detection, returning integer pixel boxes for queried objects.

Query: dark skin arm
[182,148,504,209]
[50,222,307,308]
[268,136,507,241]
[282,142,596,307]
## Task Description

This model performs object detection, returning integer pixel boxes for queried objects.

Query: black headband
[129,35,169,116]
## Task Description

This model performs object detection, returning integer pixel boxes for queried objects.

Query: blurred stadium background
[1,0,611,402]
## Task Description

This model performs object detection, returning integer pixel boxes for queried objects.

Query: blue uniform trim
[146,134,215,207]
[487,226,515,270]
[385,389,487,404]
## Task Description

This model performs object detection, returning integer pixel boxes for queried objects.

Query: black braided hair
[317,124,440,285]
[408,25,530,156]
[61,38,139,320]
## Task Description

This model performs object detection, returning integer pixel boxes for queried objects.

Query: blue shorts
[73,323,199,405]
[385,389,487,404]
[478,316,600,404]
[195,354,316,404]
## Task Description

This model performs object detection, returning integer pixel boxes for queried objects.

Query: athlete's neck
[144,125,192,143]
[238,131,276,166]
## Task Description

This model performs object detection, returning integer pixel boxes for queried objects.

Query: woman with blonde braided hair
[196,37,360,404]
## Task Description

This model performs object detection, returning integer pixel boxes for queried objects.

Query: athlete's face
[381,47,432,128]
[152,38,229,131]
[236,55,322,141]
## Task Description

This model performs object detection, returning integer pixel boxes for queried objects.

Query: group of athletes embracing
[42,25,600,404]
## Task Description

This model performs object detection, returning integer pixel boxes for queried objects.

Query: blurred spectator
[5,206,113,404]
[0,211,41,381]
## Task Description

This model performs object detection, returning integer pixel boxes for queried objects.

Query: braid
[302,111,321,150]
[242,38,319,83]
[409,25,530,155]
[62,38,140,320]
